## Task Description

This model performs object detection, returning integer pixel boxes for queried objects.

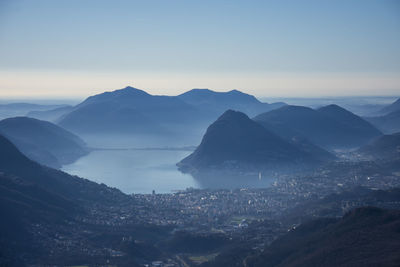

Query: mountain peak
[178,88,262,110]
[317,104,348,113]
[177,109,318,173]
[321,103,342,109]
[114,86,150,96]
[186,88,214,93]
[217,109,250,121]
[227,89,243,94]
[77,86,151,107]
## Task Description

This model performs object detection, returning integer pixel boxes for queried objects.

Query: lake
[62,134,276,194]
[62,149,201,194]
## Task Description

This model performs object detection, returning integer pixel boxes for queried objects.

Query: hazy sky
[0,0,399,98]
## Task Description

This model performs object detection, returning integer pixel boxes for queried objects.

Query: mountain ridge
[178,110,332,174]
[0,117,89,168]
[57,86,286,136]
[254,104,382,150]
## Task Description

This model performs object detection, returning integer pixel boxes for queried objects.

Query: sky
[0,0,399,98]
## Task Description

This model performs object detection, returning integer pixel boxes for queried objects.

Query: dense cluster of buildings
[29,160,400,266]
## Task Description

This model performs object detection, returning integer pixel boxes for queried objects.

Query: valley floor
[10,158,400,267]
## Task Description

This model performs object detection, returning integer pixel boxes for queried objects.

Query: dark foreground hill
[0,117,89,168]
[0,134,169,266]
[0,133,125,208]
[0,133,137,265]
[178,110,333,175]
[246,207,400,267]
[254,104,382,150]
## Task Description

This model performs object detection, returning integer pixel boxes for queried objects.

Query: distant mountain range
[377,97,400,115]
[246,207,400,267]
[365,109,400,134]
[254,104,382,150]
[58,87,173,133]
[358,132,400,160]
[178,88,285,117]
[364,97,400,134]
[178,110,334,174]
[27,105,74,122]
[0,117,89,168]
[57,86,286,135]
[0,103,68,120]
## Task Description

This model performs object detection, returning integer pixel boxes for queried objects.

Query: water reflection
[190,170,276,189]
[62,149,200,194]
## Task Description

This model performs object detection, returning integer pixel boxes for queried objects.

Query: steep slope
[0,133,78,217]
[0,133,134,265]
[0,133,121,202]
[0,134,77,265]
[58,86,199,134]
[178,110,326,173]
[178,88,286,117]
[358,132,400,160]
[254,119,334,162]
[247,207,400,267]
[0,117,88,168]
[254,105,382,150]
[317,104,381,134]
[365,109,400,134]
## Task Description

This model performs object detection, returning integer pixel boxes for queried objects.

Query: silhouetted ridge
[27,105,73,122]
[179,89,260,105]
[178,88,286,117]
[58,86,197,134]
[254,104,382,149]
[0,103,68,120]
[317,104,381,133]
[178,110,325,173]
[56,86,287,136]
[79,86,151,107]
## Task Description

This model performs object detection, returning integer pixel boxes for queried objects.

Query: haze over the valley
[1,1,400,266]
